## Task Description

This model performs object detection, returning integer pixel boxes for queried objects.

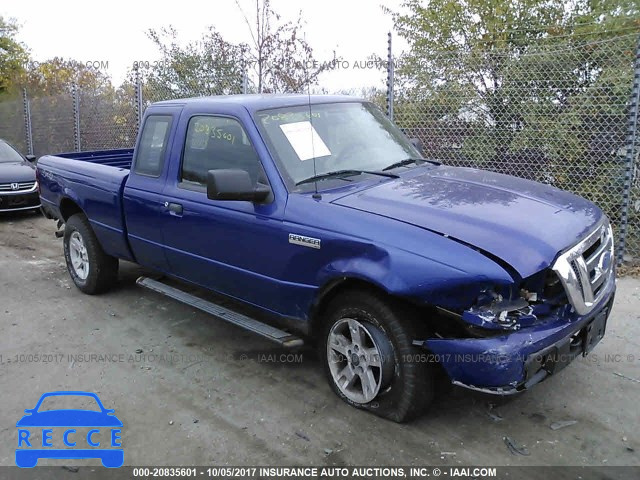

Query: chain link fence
[29,92,76,156]
[0,32,638,263]
[78,86,139,151]
[0,95,27,153]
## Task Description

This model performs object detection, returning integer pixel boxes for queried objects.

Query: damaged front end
[460,282,565,332]
[416,221,616,394]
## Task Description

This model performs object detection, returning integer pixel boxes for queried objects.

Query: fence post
[386,31,394,121]
[22,88,33,156]
[134,66,143,133]
[617,34,640,266]
[242,69,248,95]
[72,83,81,152]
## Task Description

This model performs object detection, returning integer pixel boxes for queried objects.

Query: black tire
[63,213,118,294]
[320,289,434,422]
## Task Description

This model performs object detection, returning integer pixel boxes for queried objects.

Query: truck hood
[0,161,36,183]
[332,166,603,279]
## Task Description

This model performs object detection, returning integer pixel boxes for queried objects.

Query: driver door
[160,114,287,314]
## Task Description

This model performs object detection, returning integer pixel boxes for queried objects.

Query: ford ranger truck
[37,95,616,422]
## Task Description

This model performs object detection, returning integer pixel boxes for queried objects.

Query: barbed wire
[397,32,638,62]
[464,25,640,44]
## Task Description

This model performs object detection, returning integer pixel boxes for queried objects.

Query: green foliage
[235,0,329,93]
[0,16,28,97]
[389,0,640,223]
[141,26,248,99]
[141,1,330,97]
[21,57,112,97]
[1,17,112,101]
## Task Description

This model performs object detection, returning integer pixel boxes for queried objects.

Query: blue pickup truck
[37,95,615,422]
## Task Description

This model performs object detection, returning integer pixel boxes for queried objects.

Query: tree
[388,0,639,201]
[389,1,638,143]
[390,0,572,158]
[20,57,112,97]
[0,16,29,97]
[386,0,640,229]
[234,0,331,93]
[141,26,249,99]
[140,2,331,97]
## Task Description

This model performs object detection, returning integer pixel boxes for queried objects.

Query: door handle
[164,202,183,215]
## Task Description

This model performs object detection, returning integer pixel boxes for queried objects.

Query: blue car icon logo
[16,391,123,468]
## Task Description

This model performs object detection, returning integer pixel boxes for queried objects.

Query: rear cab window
[134,115,173,177]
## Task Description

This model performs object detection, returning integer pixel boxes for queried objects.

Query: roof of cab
[150,94,363,113]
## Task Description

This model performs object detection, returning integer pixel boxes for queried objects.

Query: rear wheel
[63,213,118,294]
[321,289,434,422]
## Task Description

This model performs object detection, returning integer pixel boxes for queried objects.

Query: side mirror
[25,154,36,163]
[409,138,424,155]
[207,169,271,203]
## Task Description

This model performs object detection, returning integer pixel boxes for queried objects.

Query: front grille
[570,261,584,300]
[551,221,615,315]
[0,181,36,192]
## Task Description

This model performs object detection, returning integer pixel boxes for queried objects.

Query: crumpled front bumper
[417,280,616,394]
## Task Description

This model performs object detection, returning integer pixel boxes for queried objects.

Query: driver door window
[181,116,265,188]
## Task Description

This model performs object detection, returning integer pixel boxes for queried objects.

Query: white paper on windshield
[279,121,331,161]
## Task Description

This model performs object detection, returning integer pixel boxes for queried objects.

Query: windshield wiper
[295,169,399,187]
[382,158,440,171]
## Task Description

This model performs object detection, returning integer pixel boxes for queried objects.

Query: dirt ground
[0,212,638,476]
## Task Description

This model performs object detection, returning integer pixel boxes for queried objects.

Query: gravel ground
[0,212,638,477]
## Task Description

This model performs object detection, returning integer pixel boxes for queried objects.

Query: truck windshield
[255,102,422,190]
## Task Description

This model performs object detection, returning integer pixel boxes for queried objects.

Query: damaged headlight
[463,288,537,330]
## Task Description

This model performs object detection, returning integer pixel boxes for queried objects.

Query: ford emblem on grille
[597,250,612,278]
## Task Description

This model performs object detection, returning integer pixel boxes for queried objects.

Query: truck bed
[37,148,135,261]
[55,148,134,169]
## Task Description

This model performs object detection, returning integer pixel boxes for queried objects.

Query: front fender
[284,194,516,320]
[314,237,515,311]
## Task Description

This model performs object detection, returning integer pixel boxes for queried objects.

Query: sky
[2,0,409,91]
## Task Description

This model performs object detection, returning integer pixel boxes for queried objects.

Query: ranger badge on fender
[288,234,321,249]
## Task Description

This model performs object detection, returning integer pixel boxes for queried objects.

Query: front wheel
[321,290,434,422]
[63,213,118,294]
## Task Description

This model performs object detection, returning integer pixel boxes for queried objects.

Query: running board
[136,276,304,348]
